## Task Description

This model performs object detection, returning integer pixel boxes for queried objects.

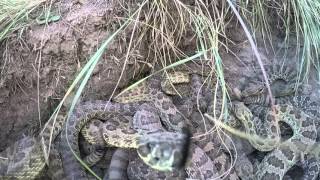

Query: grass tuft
[0,0,48,41]
[236,0,320,81]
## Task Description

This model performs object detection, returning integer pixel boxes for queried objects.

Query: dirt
[0,1,148,151]
[1,0,319,179]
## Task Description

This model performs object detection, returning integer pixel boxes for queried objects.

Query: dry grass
[0,0,52,40]
[236,0,320,80]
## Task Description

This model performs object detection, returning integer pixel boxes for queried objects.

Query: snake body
[0,114,65,179]
[77,68,209,179]
[46,142,67,180]
[82,102,217,179]
[114,77,191,132]
[240,62,299,99]
[112,67,222,179]
[114,62,213,132]
[2,61,305,179]
[113,67,251,179]
[254,104,316,179]
[199,101,250,180]
[59,101,135,180]
[60,100,190,179]
[107,149,130,180]
[3,66,203,179]
[231,101,317,179]
[170,77,246,179]
[168,73,250,179]
[232,102,281,152]
[243,94,320,179]
[238,61,320,179]
[130,103,217,179]
[0,136,44,179]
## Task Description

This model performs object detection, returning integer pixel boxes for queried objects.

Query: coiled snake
[235,62,319,179]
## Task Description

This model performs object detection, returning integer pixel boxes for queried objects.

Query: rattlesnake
[236,62,320,179]
[243,93,320,179]
[81,102,219,179]
[231,101,317,179]
[0,101,190,179]
[101,103,218,179]
[172,74,252,179]
[0,114,65,179]
[113,61,214,132]
[59,100,190,179]
[203,89,255,180]
[112,68,220,178]
[113,67,252,179]
[162,71,209,117]
[238,62,299,99]
[0,62,211,179]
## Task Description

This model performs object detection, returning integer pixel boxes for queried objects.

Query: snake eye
[153,157,160,162]
[259,87,264,93]
[138,143,151,157]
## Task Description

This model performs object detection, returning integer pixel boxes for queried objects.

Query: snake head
[241,82,266,98]
[242,78,299,99]
[230,101,253,122]
[137,129,191,171]
[271,81,297,97]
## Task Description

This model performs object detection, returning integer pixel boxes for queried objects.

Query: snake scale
[232,102,317,179]
[89,103,217,179]
[239,62,299,99]
[0,62,207,179]
[59,100,190,180]
[0,101,190,179]
[83,71,214,179]
[242,94,320,179]
[0,114,65,179]
[236,62,320,179]
[80,62,250,179]
[113,65,248,179]
[79,69,221,179]
[2,59,315,179]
